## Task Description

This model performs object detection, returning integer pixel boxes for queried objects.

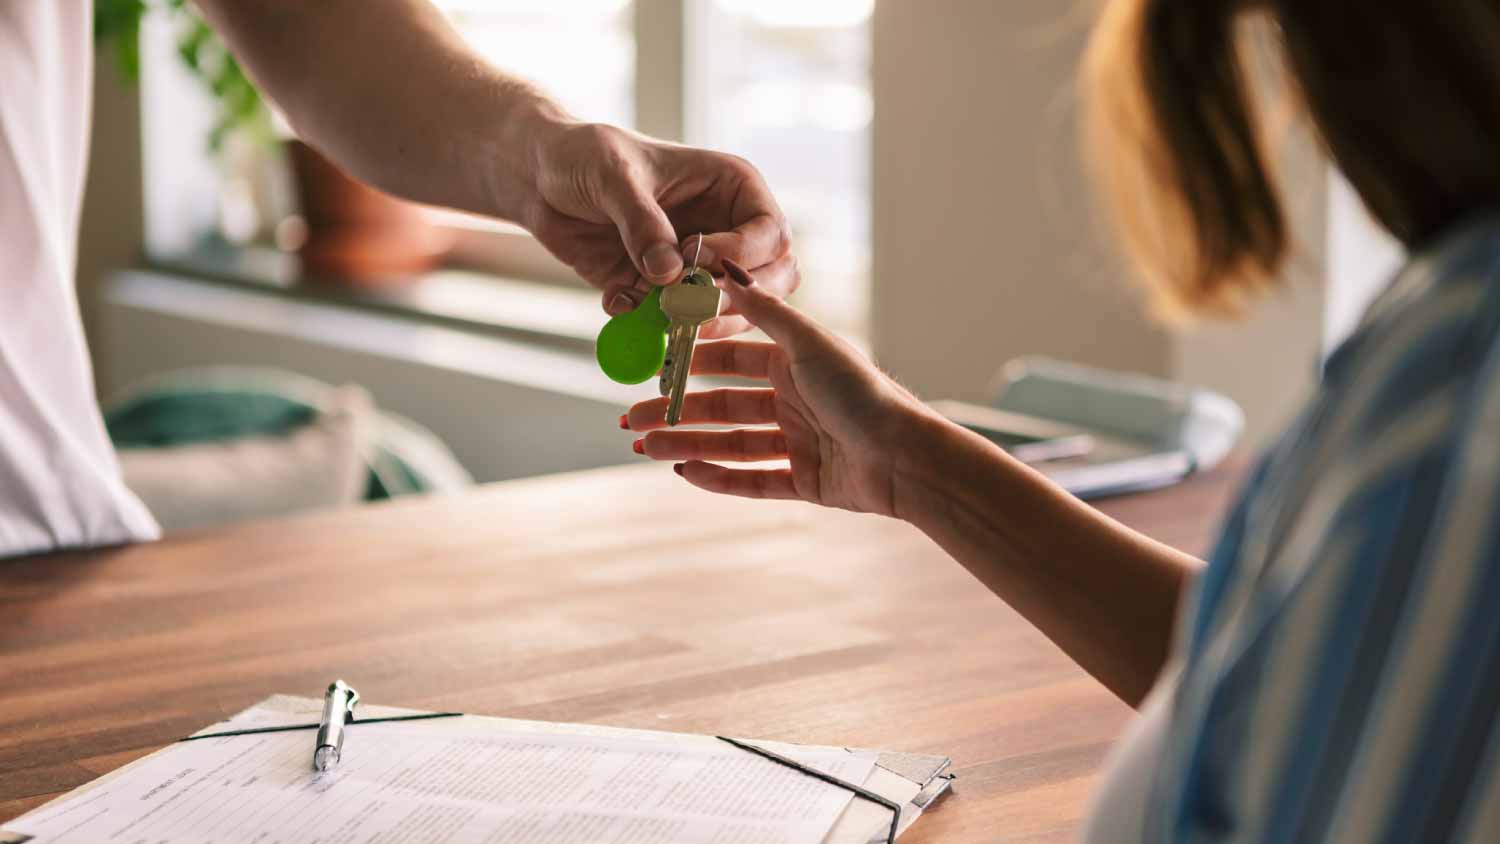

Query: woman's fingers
[718,258,830,356]
[697,253,799,336]
[713,252,800,311]
[710,253,797,314]
[698,315,753,340]
[626,388,776,430]
[687,341,778,378]
[639,428,788,462]
[676,461,800,500]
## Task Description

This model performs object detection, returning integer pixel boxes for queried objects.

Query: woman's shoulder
[1146,214,1500,842]
[1329,215,1500,441]
[1422,214,1500,279]
[1359,215,1500,339]
[1153,215,1500,843]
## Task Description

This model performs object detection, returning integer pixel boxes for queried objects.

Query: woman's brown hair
[1084,0,1500,318]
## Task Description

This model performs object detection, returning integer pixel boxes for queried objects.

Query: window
[142,1,873,334]
[425,1,640,286]
[687,0,873,331]
[438,1,636,128]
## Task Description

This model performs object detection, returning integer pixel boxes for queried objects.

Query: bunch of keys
[595,235,722,426]
[658,239,721,425]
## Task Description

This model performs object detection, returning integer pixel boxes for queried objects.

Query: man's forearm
[892,412,1204,706]
[195,0,565,223]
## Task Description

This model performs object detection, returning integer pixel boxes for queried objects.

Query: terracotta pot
[287,139,453,287]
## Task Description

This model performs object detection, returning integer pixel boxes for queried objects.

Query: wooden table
[0,460,1242,842]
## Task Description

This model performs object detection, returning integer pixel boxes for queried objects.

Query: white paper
[7,717,876,844]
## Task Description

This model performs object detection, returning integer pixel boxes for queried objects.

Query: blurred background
[81,0,1404,526]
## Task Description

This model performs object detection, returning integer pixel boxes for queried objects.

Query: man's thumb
[600,179,681,283]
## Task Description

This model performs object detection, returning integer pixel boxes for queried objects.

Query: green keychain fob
[596,287,670,384]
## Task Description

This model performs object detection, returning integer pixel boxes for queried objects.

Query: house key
[659,237,720,426]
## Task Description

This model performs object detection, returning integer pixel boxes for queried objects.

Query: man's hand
[525,122,795,339]
[194,1,793,336]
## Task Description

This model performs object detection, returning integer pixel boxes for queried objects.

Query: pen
[313,680,359,771]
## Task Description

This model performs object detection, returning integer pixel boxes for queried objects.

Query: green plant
[95,0,274,152]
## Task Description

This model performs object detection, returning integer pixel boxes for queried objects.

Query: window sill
[142,237,861,362]
[146,238,603,357]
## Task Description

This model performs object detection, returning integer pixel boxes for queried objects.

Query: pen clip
[326,679,360,715]
[334,681,360,718]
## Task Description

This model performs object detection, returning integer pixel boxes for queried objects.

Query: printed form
[6,717,877,843]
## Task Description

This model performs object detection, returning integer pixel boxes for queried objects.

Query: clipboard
[2,694,954,844]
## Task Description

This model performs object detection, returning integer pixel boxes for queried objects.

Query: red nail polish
[632,439,645,455]
[618,414,629,429]
[722,258,754,287]
[673,463,685,476]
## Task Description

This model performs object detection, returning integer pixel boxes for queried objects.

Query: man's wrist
[480,81,574,223]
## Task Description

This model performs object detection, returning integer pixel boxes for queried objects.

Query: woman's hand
[627,261,1206,707]
[623,259,935,516]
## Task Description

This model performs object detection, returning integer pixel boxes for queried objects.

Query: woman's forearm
[891,411,1204,706]
[196,0,565,223]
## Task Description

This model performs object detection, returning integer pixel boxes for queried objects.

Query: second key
[659,268,721,426]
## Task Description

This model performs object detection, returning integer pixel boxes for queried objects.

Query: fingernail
[608,291,641,315]
[618,414,629,429]
[673,463,685,476]
[644,243,683,278]
[722,258,755,287]
[632,439,645,455]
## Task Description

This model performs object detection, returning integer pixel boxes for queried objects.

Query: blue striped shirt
[1148,216,1500,842]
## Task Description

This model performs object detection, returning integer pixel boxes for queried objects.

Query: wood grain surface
[0,459,1244,842]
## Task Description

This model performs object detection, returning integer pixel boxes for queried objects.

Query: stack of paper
[2,695,952,843]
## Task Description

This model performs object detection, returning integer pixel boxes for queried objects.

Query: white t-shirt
[0,1,159,556]
[1082,673,1173,843]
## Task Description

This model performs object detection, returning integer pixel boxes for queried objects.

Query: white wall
[1324,172,1405,354]
[871,0,1330,447]
[1171,114,1330,445]
[871,0,1170,404]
